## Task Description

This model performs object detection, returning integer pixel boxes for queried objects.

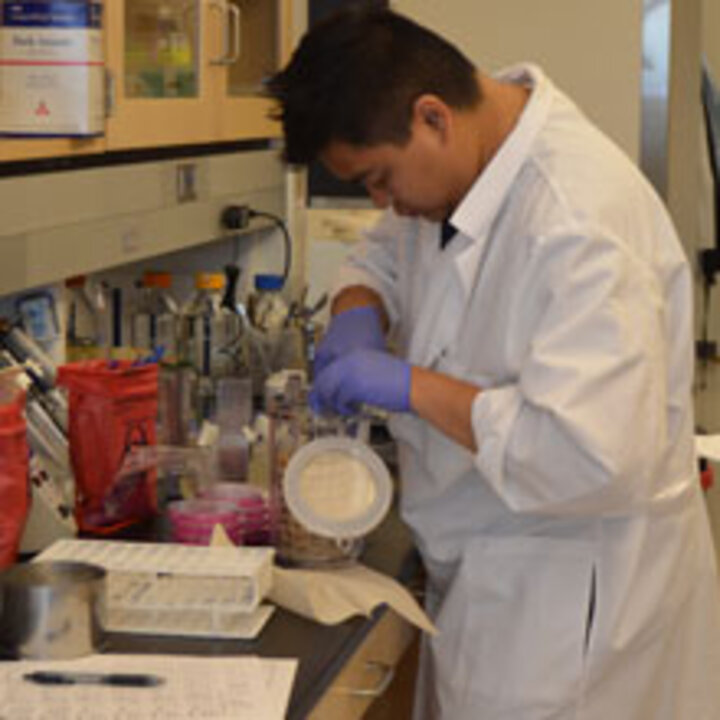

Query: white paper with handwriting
[0,654,296,720]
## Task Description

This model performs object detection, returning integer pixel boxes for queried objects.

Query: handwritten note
[0,654,297,720]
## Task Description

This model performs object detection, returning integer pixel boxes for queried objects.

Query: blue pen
[23,671,165,688]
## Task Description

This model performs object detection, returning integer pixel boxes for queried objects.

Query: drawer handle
[347,661,396,698]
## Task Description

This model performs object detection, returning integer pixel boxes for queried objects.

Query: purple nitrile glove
[309,349,412,416]
[314,306,385,377]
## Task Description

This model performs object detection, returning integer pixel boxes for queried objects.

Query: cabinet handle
[226,3,242,63]
[347,661,396,698]
[209,0,230,65]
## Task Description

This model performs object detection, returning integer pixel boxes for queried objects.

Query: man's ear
[413,95,451,140]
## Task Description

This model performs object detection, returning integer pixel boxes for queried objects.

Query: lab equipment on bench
[198,482,271,545]
[167,498,243,545]
[266,370,392,567]
[180,272,248,421]
[65,276,111,360]
[0,561,105,660]
[0,325,76,554]
[131,271,179,359]
[56,359,159,535]
[37,539,275,639]
[0,381,29,568]
[214,375,252,482]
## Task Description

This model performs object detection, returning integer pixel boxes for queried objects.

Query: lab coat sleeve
[332,211,403,328]
[471,229,683,515]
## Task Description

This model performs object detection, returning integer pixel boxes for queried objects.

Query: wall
[704,0,720,79]
[394,0,643,160]
[306,0,647,304]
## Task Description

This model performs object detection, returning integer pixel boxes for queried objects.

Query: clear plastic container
[157,365,197,446]
[65,275,110,360]
[265,371,383,567]
[215,377,252,482]
[131,271,179,360]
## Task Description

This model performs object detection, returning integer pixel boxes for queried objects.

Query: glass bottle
[131,271,179,360]
[248,274,303,390]
[180,272,245,420]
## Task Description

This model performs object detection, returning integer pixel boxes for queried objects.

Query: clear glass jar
[131,271,179,360]
[265,371,364,567]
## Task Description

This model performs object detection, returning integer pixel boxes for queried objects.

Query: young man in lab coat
[269,8,720,719]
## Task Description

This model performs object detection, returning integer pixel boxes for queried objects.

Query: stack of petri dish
[167,499,242,545]
[198,483,271,546]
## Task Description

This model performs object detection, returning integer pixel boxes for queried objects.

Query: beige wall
[704,0,720,79]
[394,0,643,160]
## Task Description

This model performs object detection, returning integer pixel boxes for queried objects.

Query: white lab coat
[336,65,720,719]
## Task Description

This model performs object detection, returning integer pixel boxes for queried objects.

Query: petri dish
[282,436,392,541]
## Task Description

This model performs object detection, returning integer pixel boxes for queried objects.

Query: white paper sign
[0,1,104,136]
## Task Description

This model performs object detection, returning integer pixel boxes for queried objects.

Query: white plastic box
[36,539,275,638]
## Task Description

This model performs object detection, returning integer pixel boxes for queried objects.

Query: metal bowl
[0,560,106,659]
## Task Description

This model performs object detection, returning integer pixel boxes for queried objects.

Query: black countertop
[105,504,421,719]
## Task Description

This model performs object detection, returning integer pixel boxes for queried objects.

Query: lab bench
[103,507,423,719]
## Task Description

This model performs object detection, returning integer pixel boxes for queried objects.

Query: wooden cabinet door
[105,0,217,149]
[215,0,292,141]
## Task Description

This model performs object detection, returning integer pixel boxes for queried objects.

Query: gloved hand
[310,349,412,416]
[314,306,386,377]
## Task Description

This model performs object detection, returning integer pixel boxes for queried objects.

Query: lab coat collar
[449,64,554,283]
[407,65,554,368]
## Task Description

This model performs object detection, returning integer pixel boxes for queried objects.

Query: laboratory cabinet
[309,608,418,719]
[0,0,292,164]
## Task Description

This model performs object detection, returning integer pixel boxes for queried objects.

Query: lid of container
[143,271,172,289]
[0,561,105,588]
[282,436,392,540]
[65,275,86,289]
[195,272,224,291]
[254,273,284,291]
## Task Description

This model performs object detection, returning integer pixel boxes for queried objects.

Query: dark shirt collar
[440,219,458,249]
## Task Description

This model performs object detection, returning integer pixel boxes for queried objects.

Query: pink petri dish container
[167,499,242,545]
[198,483,271,545]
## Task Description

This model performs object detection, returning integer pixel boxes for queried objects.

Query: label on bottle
[0,1,104,136]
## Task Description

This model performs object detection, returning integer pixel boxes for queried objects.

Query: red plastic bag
[0,388,29,567]
[57,360,159,534]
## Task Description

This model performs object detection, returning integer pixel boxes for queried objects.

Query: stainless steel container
[0,561,106,659]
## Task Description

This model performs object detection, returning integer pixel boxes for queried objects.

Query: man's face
[320,115,458,222]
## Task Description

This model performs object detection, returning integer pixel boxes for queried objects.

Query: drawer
[309,609,417,720]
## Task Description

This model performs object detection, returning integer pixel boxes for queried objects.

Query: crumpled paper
[268,564,436,635]
[210,523,436,634]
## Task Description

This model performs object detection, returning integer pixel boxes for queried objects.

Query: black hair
[266,7,481,165]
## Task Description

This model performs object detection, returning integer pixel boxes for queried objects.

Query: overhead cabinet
[0,0,291,163]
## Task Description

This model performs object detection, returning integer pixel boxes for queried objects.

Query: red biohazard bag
[0,388,29,568]
[57,360,159,534]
